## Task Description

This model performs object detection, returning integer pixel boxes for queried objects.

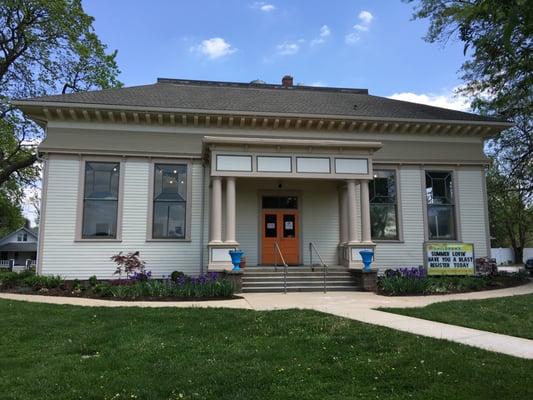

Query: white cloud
[261,4,275,12]
[345,32,360,44]
[309,81,326,87]
[252,2,275,12]
[358,10,373,25]
[277,42,300,55]
[310,25,331,46]
[193,37,236,59]
[345,10,373,45]
[387,87,471,112]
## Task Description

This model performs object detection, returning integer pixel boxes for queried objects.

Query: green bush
[0,271,23,288]
[22,275,63,290]
[94,276,234,299]
[88,275,98,287]
[378,276,430,295]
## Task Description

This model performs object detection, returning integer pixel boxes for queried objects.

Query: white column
[339,186,349,244]
[225,177,237,244]
[360,179,372,243]
[210,176,222,243]
[347,180,358,243]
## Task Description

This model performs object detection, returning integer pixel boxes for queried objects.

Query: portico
[203,136,381,270]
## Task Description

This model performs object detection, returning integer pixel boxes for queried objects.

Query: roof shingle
[16,78,506,123]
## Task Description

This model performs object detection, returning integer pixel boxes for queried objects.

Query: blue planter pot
[229,250,244,271]
[359,250,374,272]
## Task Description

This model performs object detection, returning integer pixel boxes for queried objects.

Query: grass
[381,293,533,340]
[0,300,532,400]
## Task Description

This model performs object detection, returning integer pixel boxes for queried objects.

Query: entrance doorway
[261,196,300,265]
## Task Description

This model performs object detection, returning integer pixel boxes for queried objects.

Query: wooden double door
[261,210,300,265]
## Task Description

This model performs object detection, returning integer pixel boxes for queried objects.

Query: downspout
[199,160,207,274]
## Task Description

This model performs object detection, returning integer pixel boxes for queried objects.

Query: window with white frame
[369,170,399,240]
[82,161,120,239]
[152,164,188,239]
[17,232,28,242]
[425,171,456,240]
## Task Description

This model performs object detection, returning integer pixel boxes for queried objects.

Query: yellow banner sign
[426,243,475,276]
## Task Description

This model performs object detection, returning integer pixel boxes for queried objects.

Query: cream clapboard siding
[374,166,425,268]
[235,179,339,266]
[41,155,204,279]
[457,167,489,257]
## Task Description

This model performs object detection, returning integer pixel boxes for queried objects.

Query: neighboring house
[0,226,38,268]
[13,76,512,280]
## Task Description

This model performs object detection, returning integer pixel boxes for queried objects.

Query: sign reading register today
[426,243,475,276]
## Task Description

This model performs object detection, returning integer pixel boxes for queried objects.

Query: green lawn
[0,300,532,400]
[381,294,533,340]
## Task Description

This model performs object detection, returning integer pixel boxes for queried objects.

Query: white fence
[491,248,533,265]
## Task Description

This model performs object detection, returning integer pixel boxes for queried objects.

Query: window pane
[370,204,398,240]
[82,200,118,238]
[370,170,396,203]
[84,162,119,199]
[426,171,453,205]
[153,202,186,238]
[262,196,298,209]
[154,164,187,201]
[283,214,296,238]
[264,214,277,238]
[428,205,456,240]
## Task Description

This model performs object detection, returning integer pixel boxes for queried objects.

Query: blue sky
[24,1,473,223]
[82,0,470,110]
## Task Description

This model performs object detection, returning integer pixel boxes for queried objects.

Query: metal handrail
[274,241,288,294]
[309,242,328,293]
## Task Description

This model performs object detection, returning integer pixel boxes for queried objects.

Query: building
[13,76,511,280]
[0,226,38,271]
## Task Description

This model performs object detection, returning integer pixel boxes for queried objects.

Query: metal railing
[309,242,328,293]
[274,241,288,294]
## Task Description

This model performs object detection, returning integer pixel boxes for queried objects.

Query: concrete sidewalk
[1,281,533,359]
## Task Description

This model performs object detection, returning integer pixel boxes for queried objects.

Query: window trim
[75,156,124,242]
[421,167,462,242]
[369,166,404,243]
[146,159,193,242]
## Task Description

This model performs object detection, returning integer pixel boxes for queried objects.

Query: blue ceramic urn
[359,250,374,272]
[229,249,244,271]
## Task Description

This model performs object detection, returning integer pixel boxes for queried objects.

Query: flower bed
[0,270,236,301]
[377,266,529,296]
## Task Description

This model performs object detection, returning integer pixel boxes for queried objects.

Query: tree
[0,0,121,203]
[487,159,533,262]
[406,0,532,195]
[0,190,24,237]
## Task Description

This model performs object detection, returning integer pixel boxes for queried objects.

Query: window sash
[152,163,188,239]
[81,161,120,239]
[427,204,456,240]
[370,170,399,240]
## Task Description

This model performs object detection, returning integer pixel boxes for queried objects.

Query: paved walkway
[1,282,533,359]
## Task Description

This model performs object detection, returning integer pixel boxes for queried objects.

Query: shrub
[22,275,63,290]
[88,275,98,287]
[92,282,112,296]
[0,271,23,289]
[378,275,430,295]
[170,271,185,282]
[110,251,146,277]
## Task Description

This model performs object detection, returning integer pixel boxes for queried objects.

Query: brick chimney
[281,75,293,87]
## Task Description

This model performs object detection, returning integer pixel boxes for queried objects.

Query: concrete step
[243,280,357,286]
[242,285,362,293]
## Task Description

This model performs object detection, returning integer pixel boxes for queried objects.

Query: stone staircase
[241,266,362,293]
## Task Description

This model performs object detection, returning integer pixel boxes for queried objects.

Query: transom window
[152,164,188,239]
[262,196,298,209]
[369,170,398,240]
[82,161,120,239]
[425,171,456,240]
